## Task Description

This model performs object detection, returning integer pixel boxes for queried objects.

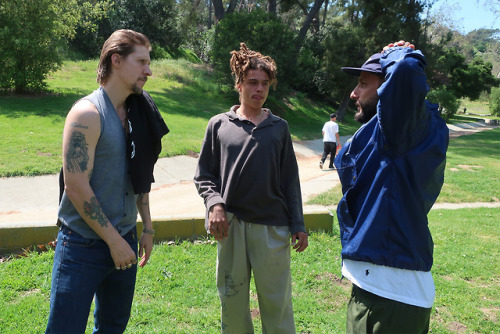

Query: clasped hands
[382,40,415,52]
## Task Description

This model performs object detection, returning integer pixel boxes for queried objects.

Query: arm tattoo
[83,196,108,227]
[138,193,149,205]
[71,122,88,129]
[66,131,89,173]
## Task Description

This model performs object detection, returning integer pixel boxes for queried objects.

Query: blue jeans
[46,225,138,334]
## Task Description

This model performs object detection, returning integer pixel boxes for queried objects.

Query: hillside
[0,59,360,177]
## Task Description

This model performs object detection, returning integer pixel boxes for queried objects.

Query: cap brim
[341,67,381,76]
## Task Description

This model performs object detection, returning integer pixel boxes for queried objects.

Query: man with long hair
[46,29,167,333]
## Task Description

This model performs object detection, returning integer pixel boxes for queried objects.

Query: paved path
[0,137,348,228]
[0,121,498,228]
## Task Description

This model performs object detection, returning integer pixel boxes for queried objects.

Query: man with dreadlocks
[194,43,308,333]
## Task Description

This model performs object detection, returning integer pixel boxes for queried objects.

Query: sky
[431,0,500,34]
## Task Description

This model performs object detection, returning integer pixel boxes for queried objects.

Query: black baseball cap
[330,113,337,118]
[341,53,383,76]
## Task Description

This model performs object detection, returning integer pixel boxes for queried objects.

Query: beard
[354,94,378,124]
[132,77,148,95]
[132,85,143,95]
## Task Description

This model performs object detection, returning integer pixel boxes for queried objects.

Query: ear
[111,53,121,68]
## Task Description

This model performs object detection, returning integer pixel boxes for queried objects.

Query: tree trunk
[336,93,351,122]
[208,0,213,29]
[226,0,238,15]
[322,0,329,27]
[212,0,238,22]
[268,0,277,14]
[289,0,325,69]
[212,0,224,22]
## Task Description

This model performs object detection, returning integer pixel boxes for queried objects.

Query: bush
[151,44,201,63]
[0,0,80,93]
[210,10,295,95]
[490,87,500,117]
[427,88,460,120]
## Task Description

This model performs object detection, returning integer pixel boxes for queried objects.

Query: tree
[70,0,183,59]
[0,0,81,92]
[431,49,499,99]
[211,0,238,22]
[427,88,460,120]
[490,87,500,116]
[210,10,295,93]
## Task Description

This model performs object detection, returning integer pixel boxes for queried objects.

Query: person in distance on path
[319,112,341,169]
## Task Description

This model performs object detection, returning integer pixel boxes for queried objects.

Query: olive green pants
[347,284,431,334]
[216,213,295,334]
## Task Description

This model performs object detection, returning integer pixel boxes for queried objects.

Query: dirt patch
[449,165,484,172]
[457,165,483,171]
[186,150,199,158]
[480,307,499,323]
[315,273,351,291]
[447,321,467,333]
[250,308,260,319]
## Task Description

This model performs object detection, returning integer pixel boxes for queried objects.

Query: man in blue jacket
[335,41,449,333]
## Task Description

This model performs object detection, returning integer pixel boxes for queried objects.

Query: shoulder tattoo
[71,122,88,129]
[66,131,89,173]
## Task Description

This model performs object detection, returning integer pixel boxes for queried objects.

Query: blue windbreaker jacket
[334,47,449,271]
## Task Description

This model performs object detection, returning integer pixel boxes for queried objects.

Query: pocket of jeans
[62,228,97,248]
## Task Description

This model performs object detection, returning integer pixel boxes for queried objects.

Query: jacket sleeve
[194,119,225,210]
[279,123,305,234]
[377,47,430,153]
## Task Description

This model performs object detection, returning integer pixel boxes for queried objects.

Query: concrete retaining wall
[0,211,334,255]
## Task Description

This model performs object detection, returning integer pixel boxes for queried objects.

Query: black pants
[321,141,337,168]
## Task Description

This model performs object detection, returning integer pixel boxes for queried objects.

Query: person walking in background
[194,43,308,333]
[335,41,449,333]
[46,29,168,333]
[320,113,341,169]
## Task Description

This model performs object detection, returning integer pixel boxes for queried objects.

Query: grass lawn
[307,128,500,206]
[1,58,498,333]
[0,59,360,177]
[0,207,498,333]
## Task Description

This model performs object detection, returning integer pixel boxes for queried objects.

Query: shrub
[210,10,295,95]
[490,87,500,117]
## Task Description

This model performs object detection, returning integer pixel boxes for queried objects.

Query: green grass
[1,207,498,333]
[460,98,492,116]
[0,59,346,177]
[308,128,500,206]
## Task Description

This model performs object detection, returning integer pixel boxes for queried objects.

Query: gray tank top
[58,87,138,238]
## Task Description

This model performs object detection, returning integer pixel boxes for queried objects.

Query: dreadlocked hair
[230,43,277,89]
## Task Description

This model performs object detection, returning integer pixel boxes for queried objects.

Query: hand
[108,236,138,270]
[138,232,153,267]
[208,204,229,241]
[291,231,308,252]
[382,40,415,52]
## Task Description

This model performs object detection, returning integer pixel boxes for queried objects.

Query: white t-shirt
[342,259,435,308]
[322,121,339,142]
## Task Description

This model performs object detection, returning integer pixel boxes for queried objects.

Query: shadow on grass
[448,128,500,159]
[0,92,87,118]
